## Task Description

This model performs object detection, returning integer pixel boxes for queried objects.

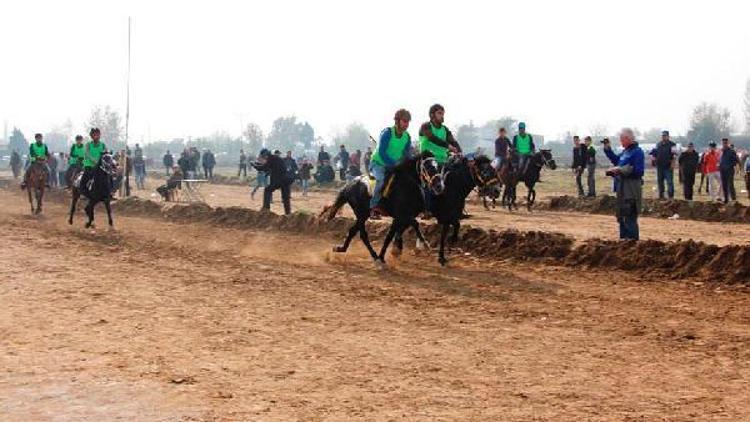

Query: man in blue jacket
[603,128,645,240]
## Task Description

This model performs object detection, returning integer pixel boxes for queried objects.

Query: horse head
[539,149,557,170]
[417,153,444,195]
[468,154,498,189]
[99,152,119,176]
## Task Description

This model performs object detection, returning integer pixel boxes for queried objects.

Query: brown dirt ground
[1,186,750,421]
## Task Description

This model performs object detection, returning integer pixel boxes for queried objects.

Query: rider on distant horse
[65,135,86,187]
[79,128,108,194]
[370,108,413,218]
[512,122,535,176]
[493,127,512,171]
[21,133,50,189]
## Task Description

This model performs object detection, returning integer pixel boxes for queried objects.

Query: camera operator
[602,128,645,240]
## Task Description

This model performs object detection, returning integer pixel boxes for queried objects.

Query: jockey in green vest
[369,108,413,217]
[79,127,108,193]
[21,133,50,189]
[418,104,461,167]
[68,135,86,168]
[512,121,536,175]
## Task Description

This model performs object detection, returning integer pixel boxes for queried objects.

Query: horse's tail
[319,185,350,221]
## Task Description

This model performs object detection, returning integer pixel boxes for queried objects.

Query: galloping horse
[321,153,442,266]
[504,150,557,211]
[25,162,48,214]
[69,152,118,229]
[432,154,497,265]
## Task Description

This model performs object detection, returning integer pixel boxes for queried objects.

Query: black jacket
[572,145,587,169]
[253,155,291,187]
[678,150,699,174]
[650,141,676,168]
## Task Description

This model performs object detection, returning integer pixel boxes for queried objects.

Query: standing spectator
[57,152,67,187]
[238,149,248,177]
[47,152,58,187]
[317,145,331,167]
[349,149,362,178]
[571,136,586,197]
[336,145,350,181]
[703,142,721,201]
[363,147,373,176]
[678,142,700,200]
[134,153,146,189]
[134,143,143,162]
[299,157,313,196]
[283,150,299,182]
[178,149,190,178]
[252,149,293,215]
[202,149,216,179]
[649,130,676,199]
[603,128,645,240]
[493,127,511,170]
[10,150,22,179]
[163,150,174,176]
[584,136,597,197]
[719,138,738,204]
[744,151,750,199]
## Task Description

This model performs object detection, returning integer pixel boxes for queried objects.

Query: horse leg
[358,222,379,261]
[411,220,429,251]
[438,223,450,266]
[104,199,114,228]
[334,222,360,253]
[391,233,404,257]
[377,222,401,264]
[69,192,79,225]
[27,186,34,214]
[85,200,95,228]
[36,188,43,214]
[450,221,460,244]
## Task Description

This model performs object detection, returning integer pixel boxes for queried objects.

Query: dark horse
[321,154,442,266]
[433,155,497,265]
[25,162,48,215]
[504,150,557,212]
[69,152,118,229]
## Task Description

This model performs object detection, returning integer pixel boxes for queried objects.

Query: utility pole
[124,17,132,197]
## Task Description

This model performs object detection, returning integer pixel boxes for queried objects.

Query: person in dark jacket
[336,145,350,181]
[252,148,293,215]
[584,136,597,197]
[202,149,216,179]
[299,158,313,196]
[719,138,738,203]
[317,146,331,167]
[571,136,587,197]
[163,150,174,176]
[283,151,299,181]
[678,143,700,200]
[493,127,511,170]
[649,130,676,199]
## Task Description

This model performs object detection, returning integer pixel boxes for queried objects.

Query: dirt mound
[544,195,750,224]
[114,196,164,216]
[54,193,750,284]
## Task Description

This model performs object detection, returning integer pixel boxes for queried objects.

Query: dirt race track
[1,183,750,421]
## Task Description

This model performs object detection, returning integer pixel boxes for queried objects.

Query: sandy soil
[1,187,749,421]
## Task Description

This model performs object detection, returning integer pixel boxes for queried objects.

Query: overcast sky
[1,0,749,144]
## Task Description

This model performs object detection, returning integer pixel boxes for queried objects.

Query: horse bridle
[418,157,445,194]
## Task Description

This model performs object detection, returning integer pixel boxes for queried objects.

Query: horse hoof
[332,246,346,253]
[438,257,448,266]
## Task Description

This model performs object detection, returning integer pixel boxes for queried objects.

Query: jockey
[21,133,50,189]
[512,122,536,175]
[65,135,86,188]
[79,128,107,192]
[369,108,413,217]
[418,104,461,168]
